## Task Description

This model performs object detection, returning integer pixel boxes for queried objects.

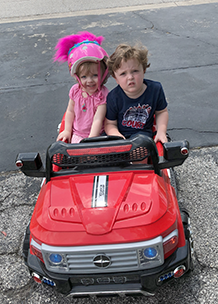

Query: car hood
[35,171,169,236]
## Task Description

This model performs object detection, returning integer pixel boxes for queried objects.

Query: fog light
[143,247,157,259]
[158,271,174,282]
[32,272,42,284]
[49,253,63,265]
[174,265,186,278]
[42,277,56,287]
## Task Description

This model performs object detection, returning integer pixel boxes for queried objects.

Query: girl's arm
[89,104,106,138]
[154,107,169,143]
[104,118,125,138]
[57,98,75,143]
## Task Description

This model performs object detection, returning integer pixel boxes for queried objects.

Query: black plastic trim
[25,241,191,295]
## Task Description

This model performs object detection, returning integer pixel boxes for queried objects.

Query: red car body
[17,134,192,297]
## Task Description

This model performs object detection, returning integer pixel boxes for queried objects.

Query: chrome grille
[42,236,164,274]
[66,250,138,273]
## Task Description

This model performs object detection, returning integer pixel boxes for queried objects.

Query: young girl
[54,32,109,143]
[105,43,168,144]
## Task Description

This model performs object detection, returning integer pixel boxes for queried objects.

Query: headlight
[143,247,158,259]
[138,243,164,268]
[49,253,63,265]
[43,252,68,271]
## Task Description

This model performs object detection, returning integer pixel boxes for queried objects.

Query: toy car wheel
[169,167,178,197]
[22,223,30,264]
[180,209,194,270]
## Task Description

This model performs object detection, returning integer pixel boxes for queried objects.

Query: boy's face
[114,58,145,98]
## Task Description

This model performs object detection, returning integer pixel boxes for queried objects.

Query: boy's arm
[154,107,169,143]
[89,104,107,138]
[57,98,75,143]
[104,118,125,138]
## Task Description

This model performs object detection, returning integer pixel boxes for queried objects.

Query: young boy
[104,44,168,143]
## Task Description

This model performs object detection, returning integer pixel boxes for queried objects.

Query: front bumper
[25,240,191,297]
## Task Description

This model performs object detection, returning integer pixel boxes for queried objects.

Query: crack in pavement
[133,10,218,48]
[1,280,34,298]
[168,128,218,135]
[0,202,35,212]
[0,192,12,205]
[1,60,218,93]
[195,252,218,272]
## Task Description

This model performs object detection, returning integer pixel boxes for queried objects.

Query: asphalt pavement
[1,0,218,172]
[0,0,218,303]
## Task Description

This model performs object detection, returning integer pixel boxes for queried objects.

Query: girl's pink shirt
[69,83,109,138]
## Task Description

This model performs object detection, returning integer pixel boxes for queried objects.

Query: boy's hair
[76,61,108,85]
[107,44,150,77]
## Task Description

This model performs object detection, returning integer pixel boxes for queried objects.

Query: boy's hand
[154,132,168,144]
[155,108,168,144]
[104,118,125,139]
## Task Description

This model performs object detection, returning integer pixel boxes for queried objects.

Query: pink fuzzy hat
[54,31,108,76]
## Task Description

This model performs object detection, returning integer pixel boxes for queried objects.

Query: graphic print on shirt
[82,102,87,112]
[122,104,152,130]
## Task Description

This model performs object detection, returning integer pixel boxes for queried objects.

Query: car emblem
[93,254,111,268]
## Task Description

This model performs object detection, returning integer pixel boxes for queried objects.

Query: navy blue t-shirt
[106,79,167,138]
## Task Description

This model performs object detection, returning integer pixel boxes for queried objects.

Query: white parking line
[0,0,217,24]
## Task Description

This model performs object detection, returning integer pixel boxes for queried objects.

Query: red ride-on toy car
[16,134,193,297]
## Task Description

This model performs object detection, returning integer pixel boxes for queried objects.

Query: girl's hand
[56,98,75,143]
[57,130,72,143]
[89,104,106,138]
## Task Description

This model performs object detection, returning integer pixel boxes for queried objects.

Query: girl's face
[114,58,146,99]
[78,63,99,95]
